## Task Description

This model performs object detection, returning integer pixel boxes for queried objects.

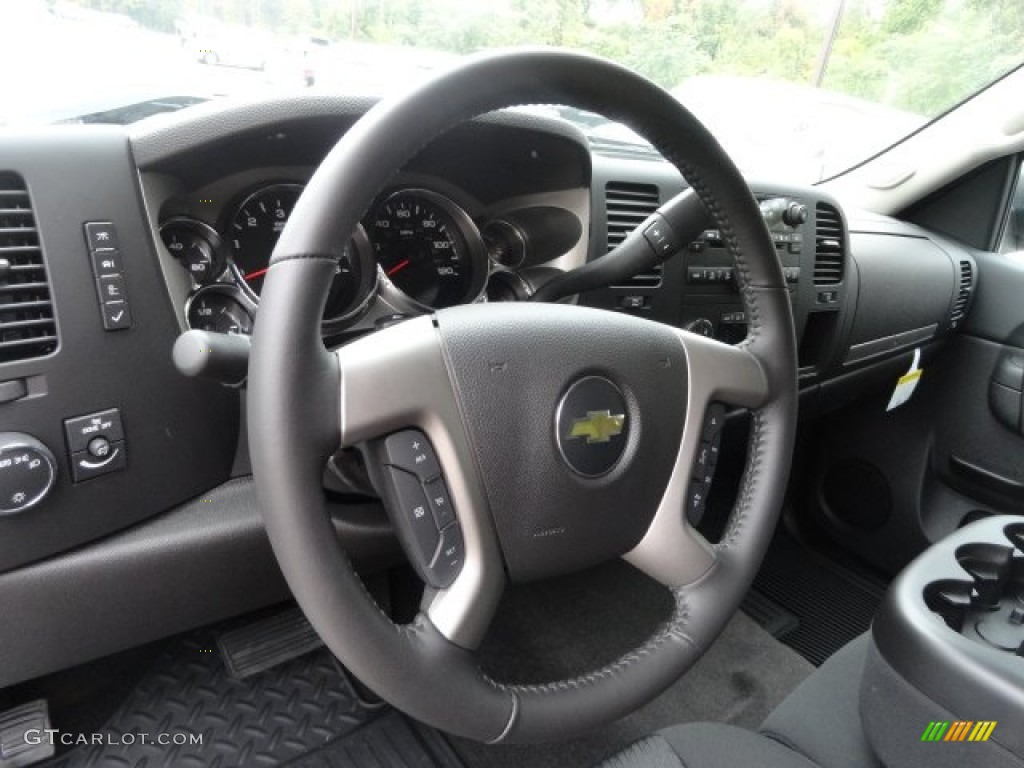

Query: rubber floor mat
[740,590,799,639]
[286,713,462,768]
[751,530,887,666]
[48,626,460,768]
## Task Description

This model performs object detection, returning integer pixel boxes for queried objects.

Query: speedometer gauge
[369,189,486,309]
[227,183,376,329]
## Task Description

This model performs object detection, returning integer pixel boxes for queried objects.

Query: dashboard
[0,94,977,687]
[142,102,591,346]
[159,179,585,337]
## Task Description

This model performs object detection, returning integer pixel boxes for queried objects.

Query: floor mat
[285,713,463,768]
[740,590,799,639]
[750,529,887,666]
[46,626,458,768]
[450,561,814,768]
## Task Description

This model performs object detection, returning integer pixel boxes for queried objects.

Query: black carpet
[451,560,814,768]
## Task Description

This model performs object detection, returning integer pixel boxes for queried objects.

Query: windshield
[5,0,1022,182]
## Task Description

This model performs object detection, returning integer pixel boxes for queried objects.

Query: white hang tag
[887,348,923,412]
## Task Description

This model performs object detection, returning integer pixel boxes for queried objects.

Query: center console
[862,515,1024,767]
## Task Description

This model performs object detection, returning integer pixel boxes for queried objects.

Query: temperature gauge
[186,286,254,335]
[160,218,226,285]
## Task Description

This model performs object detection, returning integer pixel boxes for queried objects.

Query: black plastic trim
[129,95,588,173]
[844,324,937,365]
[0,477,397,688]
[948,455,1024,500]
[871,515,1024,759]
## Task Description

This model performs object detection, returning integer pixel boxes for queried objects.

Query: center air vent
[951,259,973,326]
[0,173,58,363]
[813,203,845,286]
[605,181,661,287]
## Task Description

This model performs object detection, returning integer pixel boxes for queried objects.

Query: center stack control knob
[685,318,715,338]
[0,432,57,515]
[782,202,809,227]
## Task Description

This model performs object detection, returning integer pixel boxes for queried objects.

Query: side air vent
[606,181,661,287]
[0,173,58,363]
[813,203,845,285]
[950,259,973,326]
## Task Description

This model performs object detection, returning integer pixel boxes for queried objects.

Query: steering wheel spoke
[677,328,770,410]
[337,316,504,649]
[626,330,768,587]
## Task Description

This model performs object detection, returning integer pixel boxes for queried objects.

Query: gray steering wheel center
[555,376,630,477]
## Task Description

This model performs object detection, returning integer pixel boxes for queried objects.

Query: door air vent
[0,173,58,363]
[950,259,973,325]
[605,181,661,287]
[813,203,845,285]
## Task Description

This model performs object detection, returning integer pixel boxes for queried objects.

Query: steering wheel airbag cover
[436,302,687,582]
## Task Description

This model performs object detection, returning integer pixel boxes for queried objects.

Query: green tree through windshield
[67,0,1021,118]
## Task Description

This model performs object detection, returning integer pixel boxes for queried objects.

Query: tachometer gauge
[226,183,376,328]
[369,189,486,309]
[229,184,302,295]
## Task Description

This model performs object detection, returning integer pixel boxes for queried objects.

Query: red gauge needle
[244,267,269,281]
[386,258,411,277]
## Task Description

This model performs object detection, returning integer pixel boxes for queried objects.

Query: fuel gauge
[186,286,254,335]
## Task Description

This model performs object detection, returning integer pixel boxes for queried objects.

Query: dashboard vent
[951,259,973,325]
[588,137,663,162]
[813,203,845,285]
[0,173,57,363]
[606,181,661,287]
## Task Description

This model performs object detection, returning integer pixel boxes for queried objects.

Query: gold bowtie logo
[567,410,626,444]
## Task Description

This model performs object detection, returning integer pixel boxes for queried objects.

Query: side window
[1001,160,1024,254]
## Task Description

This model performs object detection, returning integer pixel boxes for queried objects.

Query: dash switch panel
[64,408,127,482]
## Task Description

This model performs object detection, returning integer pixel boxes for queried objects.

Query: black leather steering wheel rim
[248,49,798,744]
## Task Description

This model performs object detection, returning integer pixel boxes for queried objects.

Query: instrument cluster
[159,180,573,337]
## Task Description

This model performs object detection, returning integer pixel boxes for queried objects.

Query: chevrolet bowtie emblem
[567,410,626,444]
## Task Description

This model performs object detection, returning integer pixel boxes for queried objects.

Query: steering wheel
[248,50,797,744]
